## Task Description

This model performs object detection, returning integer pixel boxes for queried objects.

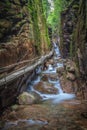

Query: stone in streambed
[66,72,76,81]
[11,104,19,111]
[64,61,76,73]
[57,58,66,63]
[66,64,75,73]
[56,67,64,76]
[18,92,42,105]
[8,111,17,120]
[34,81,58,94]
[49,74,59,81]
[41,74,58,81]
[41,75,49,82]
[48,59,54,65]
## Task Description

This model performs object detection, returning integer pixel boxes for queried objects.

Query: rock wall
[0,0,51,112]
[60,0,87,76]
[0,0,50,67]
[60,0,87,99]
[60,0,79,58]
[74,0,87,76]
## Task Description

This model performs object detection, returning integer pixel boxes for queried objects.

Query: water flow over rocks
[2,43,87,130]
[26,42,75,104]
[2,119,48,130]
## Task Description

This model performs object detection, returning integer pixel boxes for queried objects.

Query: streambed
[1,43,87,130]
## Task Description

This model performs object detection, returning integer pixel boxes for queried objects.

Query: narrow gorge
[0,0,87,130]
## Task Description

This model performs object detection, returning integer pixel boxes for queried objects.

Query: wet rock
[11,104,19,111]
[8,111,17,120]
[49,74,59,81]
[57,58,66,63]
[66,64,75,73]
[48,59,54,65]
[56,67,64,76]
[43,62,48,70]
[67,72,76,81]
[60,76,74,93]
[42,74,58,81]
[41,75,48,82]
[43,59,54,70]
[18,92,42,105]
[34,82,58,94]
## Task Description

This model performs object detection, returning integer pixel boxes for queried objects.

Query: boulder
[34,82,58,94]
[8,111,17,120]
[41,74,58,81]
[49,74,59,81]
[58,58,66,63]
[64,60,76,73]
[66,64,75,73]
[41,75,48,82]
[56,67,64,76]
[66,72,76,81]
[48,59,54,65]
[18,92,42,105]
[11,104,19,111]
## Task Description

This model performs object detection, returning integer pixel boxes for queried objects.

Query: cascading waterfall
[27,42,75,104]
[53,42,61,57]
[2,43,76,130]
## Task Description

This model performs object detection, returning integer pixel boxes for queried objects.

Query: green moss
[0,0,50,55]
[28,0,50,55]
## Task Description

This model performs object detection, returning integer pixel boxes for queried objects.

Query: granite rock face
[0,0,50,67]
[74,0,87,76]
[0,0,51,111]
[60,1,79,58]
[60,0,87,76]
[60,0,87,100]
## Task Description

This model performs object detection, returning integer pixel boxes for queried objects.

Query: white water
[27,42,75,104]
[3,119,48,130]
[57,63,63,68]
[42,68,56,74]
[53,42,61,57]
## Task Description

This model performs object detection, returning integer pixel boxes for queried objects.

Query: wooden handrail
[0,56,40,74]
[0,49,54,86]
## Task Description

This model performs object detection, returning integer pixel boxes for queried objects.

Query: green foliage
[42,0,74,33]
[47,0,62,32]
[42,0,51,18]
[28,0,41,54]
[28,0,50,54]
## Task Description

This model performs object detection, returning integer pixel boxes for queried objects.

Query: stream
[27,42,75,103]
[1,43,78,130]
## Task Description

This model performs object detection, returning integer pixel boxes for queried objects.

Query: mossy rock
[11,104,19,111]
[18,92,42,105]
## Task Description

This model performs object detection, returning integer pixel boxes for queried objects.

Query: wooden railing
[0,49,54,86]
